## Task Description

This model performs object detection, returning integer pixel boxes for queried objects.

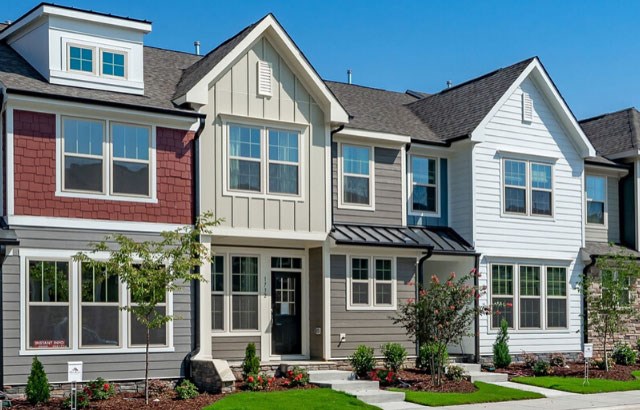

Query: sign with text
[68,361,83,383]
[584,343,593,359]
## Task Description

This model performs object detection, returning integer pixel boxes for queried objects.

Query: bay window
[410,156,438,214]
[347,256,396,310]
[231,256,259,330]
[586,175,606,225]
[503,159,553,217]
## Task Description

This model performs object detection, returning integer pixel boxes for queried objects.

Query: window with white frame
[129,277,168,346]
[348,256,395,309]
[211,256,225,331]
[25,259,170,351]
[102,51,126,78]
[227,124,301,196]
[586,175,606,225]
[231,256,259,330]
[69,45,94,73]
[503,159,553,216]
[341,144,372,206]
[410,156,438,213]
[490,263,567,330]
[67,44,129,79]
[61,117,152,199]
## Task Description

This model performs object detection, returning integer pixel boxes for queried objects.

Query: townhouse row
[0,3,636,389]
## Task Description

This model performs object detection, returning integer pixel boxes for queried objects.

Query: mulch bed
[384,369,477,393]
[493,363,640,381]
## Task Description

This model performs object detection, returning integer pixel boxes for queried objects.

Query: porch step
[454,363,481,373]
[353,389,406,404]
[308,370,354,382]
[313,379,380,392]
[468,371,508,383]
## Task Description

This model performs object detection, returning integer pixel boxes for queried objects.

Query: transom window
[61,117,153,199]
[102,51,125,77]
[490,263,567,330]
[503,159,553,216]
[341,144,372,207]
[69,46,94,73]
[347,256,396,310]
[586,175,606,225]
[410,156,438,214]
[227,124,301,197]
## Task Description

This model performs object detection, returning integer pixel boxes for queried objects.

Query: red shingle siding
[13,110,194,224]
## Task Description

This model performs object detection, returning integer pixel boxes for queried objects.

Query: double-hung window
[410,156,438,213]
[348,256,395,309]
[129,286,168,346]
[546,267,567,328]
[519,266,541,329]
[586,175,606,225]
[491,265,514,328]
[231,256,259,330]
[211,256,225,331]
[61,117,152,199]
[229,125,261,192]
[268,129,299,195]
[28,261,70,349]
[503,159,553,216]
[341,144,372,206]
[81,264,120,347]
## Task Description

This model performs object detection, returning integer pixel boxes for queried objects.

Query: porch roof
[582,241,640,260]
[330,223,475,255]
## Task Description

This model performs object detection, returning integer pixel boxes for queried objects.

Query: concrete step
[354,389,406,404]
[376,402,427,410]
[308,370,354,383]
[455,363,481,373]
[314,379,379,392]
[468,371,508,383]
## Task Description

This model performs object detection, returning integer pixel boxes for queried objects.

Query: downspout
[582,255,597,344]
[0,86,6,389]
[473,254,480,363]
[416,248,433,357]
[329,125,345,228]
[189,116,206,374]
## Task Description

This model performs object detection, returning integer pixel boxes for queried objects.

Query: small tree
[581,247,640,371]
[395,269,487,386]
[242,343,261,378]
[25,356,49,404]
[75,212,219,403]
[493,319,511,368]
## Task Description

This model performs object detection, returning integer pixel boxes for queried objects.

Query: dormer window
[102,51,126,78]
[69,46,94,73]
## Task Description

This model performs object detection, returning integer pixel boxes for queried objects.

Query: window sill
[211,331,261,337]
[499,212,555,222]
[337,203,375,212]
[485,328,570,335]
[19,346,174,356]
[346,305,397,311]
[586,223,608,230]
[408,210,440,219]
[55,190,158,204]
[222,189,304,203]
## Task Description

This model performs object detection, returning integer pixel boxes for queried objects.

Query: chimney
[347,69,352,84]
[194,41,201,56]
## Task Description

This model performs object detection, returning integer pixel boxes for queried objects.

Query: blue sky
[4,1,639,119]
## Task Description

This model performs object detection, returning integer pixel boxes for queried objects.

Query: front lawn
[205,389,380,409]
[513,370,640,394]
[392,381,544,406]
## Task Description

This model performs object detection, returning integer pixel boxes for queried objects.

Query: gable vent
[257,61,272,97]
[522,92,533,122]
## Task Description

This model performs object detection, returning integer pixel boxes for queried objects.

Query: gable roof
[580,107,640,158]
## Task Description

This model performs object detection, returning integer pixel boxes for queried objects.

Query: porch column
[193,234,212,360]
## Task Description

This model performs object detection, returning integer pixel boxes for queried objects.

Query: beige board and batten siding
[585,176,620,243]
[4,228,192,384]
[332,144,403,226]
[472,77,584,355]
[199,36,328,233]
[330,255,415,358]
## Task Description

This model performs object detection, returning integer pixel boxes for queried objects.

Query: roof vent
[446,80,452,89]
[522,92,533,122]
[194,41,201,56]
[347,69,352,84]
[257,61,272,97]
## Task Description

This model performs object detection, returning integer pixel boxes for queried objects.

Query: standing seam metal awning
[330,223,475,254]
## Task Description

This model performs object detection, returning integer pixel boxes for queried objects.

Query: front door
[271,271,301,355]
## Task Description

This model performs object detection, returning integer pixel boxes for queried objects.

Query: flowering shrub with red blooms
[368,369,398,386]
[285,367,309,387]
[244,372,274,391]
[85,377,116,400]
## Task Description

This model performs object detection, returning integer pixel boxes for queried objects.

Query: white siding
[473,77,584,355]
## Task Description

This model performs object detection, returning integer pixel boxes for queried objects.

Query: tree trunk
[604,331,609,372]
[145,324,150,404]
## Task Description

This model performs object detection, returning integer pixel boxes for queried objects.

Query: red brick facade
[12,110,194,224]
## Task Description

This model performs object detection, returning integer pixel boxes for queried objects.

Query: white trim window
[129,288,168,347]
[60,116,154,201]
[66,43,128,79]
[341,144,373,208]
[347,256,396,310]
[102,50,126,78]
[490,263,568,331]
[231,256,259,331]
[503,159,553,217]
[211,255,225,331]
[410,155,438,214]
[586,175,606,225]
[229,125,261,192]
[80,264,120,348]
[268,129,299,195]
[68,45,94,73]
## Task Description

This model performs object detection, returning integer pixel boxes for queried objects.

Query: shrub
[26,356,50,405]
[381,342,407,372]
[285,367,309,387]
[416,342,448,373]
[148,379,173,398]
[244,372,274,391]
[445,364,465,381]
[175,379,199,400]
[85,377,116,400]
[493,319,511,368]
[533,359,551,376]
[63,389,90,409]
[349,345,376,377]
[613,343,637,365]
[242,343,261,378]
[522,352,537,369]
[368,369,398,386]
[549,353,566,367]
[593,357,615,370]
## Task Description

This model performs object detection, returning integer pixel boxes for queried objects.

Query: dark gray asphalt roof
[580,108,640,157]
[583,241,640,258]
[331,223,475,254]
[0,41,202,116]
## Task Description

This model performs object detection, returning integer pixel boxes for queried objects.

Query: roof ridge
[579,107,639,123]
[144,44,201,57]
[324,80,418,97]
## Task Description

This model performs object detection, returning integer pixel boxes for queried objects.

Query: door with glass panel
[271,257,302,355]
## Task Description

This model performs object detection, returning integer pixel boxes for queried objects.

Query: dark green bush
[348,345,376,377]
[613,343,637,365]
[175,379,199,400]
[380,342,407,372]
[533,359,551,376]
[26,356,50,405]
[416,342,448,373]
[493,319,511,368]
[241,343,261,378]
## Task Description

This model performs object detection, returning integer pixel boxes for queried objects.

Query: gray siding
[330,255,415,358]
[3,228,192,385]
[585,176,620,243]
[211,336,260,361]
[308,247,324,359]
[332,144,403,226]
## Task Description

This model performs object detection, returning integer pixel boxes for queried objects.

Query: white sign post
[68,362,83,410]
[583,344,593,385]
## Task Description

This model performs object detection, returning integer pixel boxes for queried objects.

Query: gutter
[473,254,480,363]
[582,254,598,344]
[329,124,345,228]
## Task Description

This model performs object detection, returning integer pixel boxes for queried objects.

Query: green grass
[391,381,544,406]
[204,388,380,409]
[513,370,640,394]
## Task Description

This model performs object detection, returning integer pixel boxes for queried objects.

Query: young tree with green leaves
[581,247,640,371]
[75,212,219,403]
